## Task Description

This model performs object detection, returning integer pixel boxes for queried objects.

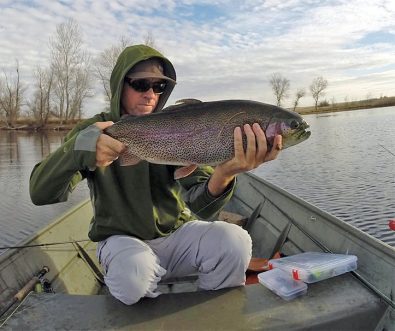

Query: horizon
[1,0,395,117]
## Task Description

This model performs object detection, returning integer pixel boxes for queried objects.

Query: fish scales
[105,100,311,166]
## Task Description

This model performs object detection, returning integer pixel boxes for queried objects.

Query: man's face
[121,78,161,116]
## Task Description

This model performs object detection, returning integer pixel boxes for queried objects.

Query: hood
[109,44,177,121]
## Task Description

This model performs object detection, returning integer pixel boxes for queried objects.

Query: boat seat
[3,273,387,330]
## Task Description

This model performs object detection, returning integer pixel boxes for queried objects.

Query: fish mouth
[297,122,311,140]
[298,130,311,141]
[282,121,311,148]
[297,121,310,139]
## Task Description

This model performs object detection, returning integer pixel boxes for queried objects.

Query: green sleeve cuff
[189,177,236,219]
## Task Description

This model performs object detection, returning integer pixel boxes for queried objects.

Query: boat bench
[3,273,387,330]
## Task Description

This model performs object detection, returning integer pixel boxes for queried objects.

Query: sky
[1,0,395,117]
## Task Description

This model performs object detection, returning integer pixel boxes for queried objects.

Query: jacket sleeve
[178,166,236,220]
[29,121,102,205]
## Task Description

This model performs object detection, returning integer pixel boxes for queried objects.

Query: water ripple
[255,106,395,247]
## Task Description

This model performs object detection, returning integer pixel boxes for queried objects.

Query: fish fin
[119,149,141,166]
[175,98,202,105]
[162,104,183,112]
[162,99,203,113]
[174,165,198,179]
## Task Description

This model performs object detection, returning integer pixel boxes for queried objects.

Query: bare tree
[293,88,306,111]
[0,61,24,127]
[28,66,54,127]
[69,66,92,120]
[269,73,290,107]
[50,19,91,123]
[310,76,328,111]
[94,36,132,105]
[143,32,157,49]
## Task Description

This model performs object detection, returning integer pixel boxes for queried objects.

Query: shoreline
[0,122,77,131]
[295,99,395,115]
[296,105,395,115]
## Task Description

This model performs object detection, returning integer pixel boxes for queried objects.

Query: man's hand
[94,122,126,167]
[208,123,282,197]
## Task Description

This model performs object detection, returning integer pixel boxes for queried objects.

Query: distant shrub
[319,100,330,107]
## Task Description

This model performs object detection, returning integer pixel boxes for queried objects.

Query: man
[30,44,282,305]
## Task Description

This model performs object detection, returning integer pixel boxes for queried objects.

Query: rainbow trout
[105,99,310,178]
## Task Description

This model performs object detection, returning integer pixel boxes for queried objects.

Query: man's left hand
[208,123,282,197]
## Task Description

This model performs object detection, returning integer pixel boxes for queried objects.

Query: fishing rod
[0,266,49,320]
[0,239,90,251]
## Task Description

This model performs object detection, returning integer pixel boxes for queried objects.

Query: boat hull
[1,173,394,330]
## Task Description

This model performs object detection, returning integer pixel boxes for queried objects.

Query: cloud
[0,0,394,116]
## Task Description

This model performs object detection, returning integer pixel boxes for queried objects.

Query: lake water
[0,130,90,253]
[254,106,395,246]
[0,106,394,255]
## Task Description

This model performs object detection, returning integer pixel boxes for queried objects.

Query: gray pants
[97,220,252,305]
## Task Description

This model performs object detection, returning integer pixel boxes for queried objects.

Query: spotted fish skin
[104,99,311,167]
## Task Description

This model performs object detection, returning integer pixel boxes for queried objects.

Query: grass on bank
[295,96,395,114]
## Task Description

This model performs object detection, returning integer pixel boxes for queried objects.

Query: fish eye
[290,120,300,129]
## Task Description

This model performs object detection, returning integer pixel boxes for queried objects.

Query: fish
[104,99,311,178]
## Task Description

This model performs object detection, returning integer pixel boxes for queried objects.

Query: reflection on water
[0,130,89,253]
[0,130,63,164]
[254,106,395,247]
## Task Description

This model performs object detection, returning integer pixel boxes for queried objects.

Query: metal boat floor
[3,274,387,330]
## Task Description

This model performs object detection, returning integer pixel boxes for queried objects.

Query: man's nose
[143,88,156,98]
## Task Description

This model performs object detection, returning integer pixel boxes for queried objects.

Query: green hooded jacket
[29,44,235,241]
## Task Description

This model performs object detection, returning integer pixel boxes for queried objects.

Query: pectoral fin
[119,149,141,166]
[174,165,198,179]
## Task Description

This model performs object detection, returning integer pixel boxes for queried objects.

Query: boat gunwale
[0,199,91,265]
[245,172,395,256]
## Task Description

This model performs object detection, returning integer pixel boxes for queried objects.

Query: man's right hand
[94,122,126,167]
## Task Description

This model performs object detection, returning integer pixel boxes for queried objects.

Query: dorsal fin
[162,99,203,113]
[175,98,203,105]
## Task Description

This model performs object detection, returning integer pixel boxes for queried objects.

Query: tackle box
[268,252,358,283]
[258,268,308,301]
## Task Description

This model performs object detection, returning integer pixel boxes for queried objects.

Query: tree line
[0,19,155,129]
[269,73,328,111]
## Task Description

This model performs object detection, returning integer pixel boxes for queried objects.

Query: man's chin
[133,105,155,116]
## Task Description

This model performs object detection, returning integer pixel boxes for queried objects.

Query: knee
[104,246,165,305]
[210,221,252,262]
[197,222,252,290]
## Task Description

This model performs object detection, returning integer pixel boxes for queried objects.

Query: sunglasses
[125,78,167,94]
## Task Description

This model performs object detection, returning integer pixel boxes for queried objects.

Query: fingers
[252,123,268,163]
[95,121,126,167]
[96,135,120,167]
[244,124,257,165]
[264,135,282,161]
[233,125,258,169]
[94,121,114,130]
[236,123,281,167]
[233,126,244,160]
[215,123,282,179]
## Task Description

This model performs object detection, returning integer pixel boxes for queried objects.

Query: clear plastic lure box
[268,252,358,283]
[258,268,308,301]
